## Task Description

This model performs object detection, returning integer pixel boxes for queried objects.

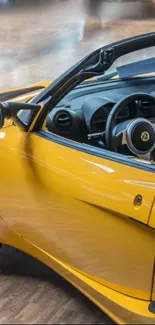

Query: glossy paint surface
[0,215,154,325]
[149,200,155,229]
[0,90,154,323]
[152,264,155,301]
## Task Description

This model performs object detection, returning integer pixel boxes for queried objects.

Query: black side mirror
[0,103,4,128]
[0,101,41,131]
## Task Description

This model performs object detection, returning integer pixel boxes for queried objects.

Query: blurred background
[0,0,155,91]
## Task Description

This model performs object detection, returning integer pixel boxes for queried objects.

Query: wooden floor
[0,245,114,324]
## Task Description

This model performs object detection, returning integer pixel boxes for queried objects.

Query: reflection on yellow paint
[0,132,6,139]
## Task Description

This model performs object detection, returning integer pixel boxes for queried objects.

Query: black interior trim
[34,130,155,173]
[77,76,155,90]
[75,76,155,94]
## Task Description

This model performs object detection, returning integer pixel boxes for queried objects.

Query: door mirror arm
[0,101,41,131]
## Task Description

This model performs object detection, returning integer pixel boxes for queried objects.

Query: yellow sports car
[0,32,155,324]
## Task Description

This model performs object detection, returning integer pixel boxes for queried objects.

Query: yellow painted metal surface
[0,80,51,97]
[152,268,155,301]
[0,88,154,323]
[0,125,155,301]
[0,81,51,105]
[0,214,154,324]
[149,200,155,229]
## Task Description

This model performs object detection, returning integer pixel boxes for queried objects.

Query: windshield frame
[30,32,155,108]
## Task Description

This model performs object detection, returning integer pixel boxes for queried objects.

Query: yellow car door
[149,200,155,229]
[149,203,155,302]
[0,123,155,302]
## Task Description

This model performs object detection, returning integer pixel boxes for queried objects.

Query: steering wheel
[105,93,155,159]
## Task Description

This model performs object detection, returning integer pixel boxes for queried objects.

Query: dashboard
[46,79,155,144]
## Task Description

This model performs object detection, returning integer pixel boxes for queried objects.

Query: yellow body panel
[0,81,51,96]
[150,200,155,229]
[152,267,155,301]
[0,209,155,325]
[0,86,155,324]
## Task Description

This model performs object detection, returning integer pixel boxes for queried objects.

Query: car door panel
[149,200,155,229]
[152,266,155,301]
[0,127,155,301]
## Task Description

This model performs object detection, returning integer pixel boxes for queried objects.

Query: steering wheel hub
[127,119,155,154]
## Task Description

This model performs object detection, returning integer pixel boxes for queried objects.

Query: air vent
[54,111,72,131]
[139,100,154,115]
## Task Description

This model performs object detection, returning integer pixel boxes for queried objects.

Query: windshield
[83,46,155,83]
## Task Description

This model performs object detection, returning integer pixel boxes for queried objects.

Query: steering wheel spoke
[112,131,124,148]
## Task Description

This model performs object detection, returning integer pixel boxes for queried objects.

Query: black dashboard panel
[56,78,155,129]
[47,78,155,140]
[57,78,155,111]
[81,96,135,133]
